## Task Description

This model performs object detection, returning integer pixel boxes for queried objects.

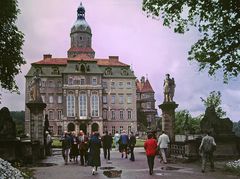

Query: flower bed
[225,159,240,175]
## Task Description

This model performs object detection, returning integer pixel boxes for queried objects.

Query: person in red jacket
[144,133,158,175]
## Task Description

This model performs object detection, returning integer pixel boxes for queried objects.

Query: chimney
[109,56,119,62]
[141,76,145,83]
[43,54,52,59]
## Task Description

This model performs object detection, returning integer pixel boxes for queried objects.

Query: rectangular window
[111,110,115,120]
[111,81,115,89]
[120,110,124,120]
[58,126,62,135]
[57,95,62,104]
[68,77,73,85]
[120,126,123,133]
[91,94,99,117]
[103,125,108,133]
[49,110,54,120]
[127,111,132,119]
[127,94,132,104]
[49,94,54,103]
[57,81,62,87]
[126,81,132,88]
[111,95,115,104]
[79,94,87,117]
[102,81,107,89]
[67,95,75,117]
[118,82,124,89]
[119,94,124,104]
[103,95,107,104]
[92,78,97,85]
[80,78,85,85]
[48,80,55,88]
[57,110,62,120]
[147,102,151,109]
[112,126,116,135]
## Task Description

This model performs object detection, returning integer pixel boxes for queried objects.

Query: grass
[52,138,145,148]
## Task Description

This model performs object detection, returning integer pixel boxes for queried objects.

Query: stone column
[158,102,178,142]
[26,101,46,159]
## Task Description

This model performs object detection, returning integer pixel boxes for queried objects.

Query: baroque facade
[25,3,137,136]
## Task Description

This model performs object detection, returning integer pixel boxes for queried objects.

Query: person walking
[113,131,120,151]
[101,131,113,161]
[119,130,129,159]
[88,131,101,175]
[129,132,136,161]
[70,131,79,163]
[78,130,89,166]
[144,133,158,175]
[45,131,53,156]
[61,131,71,165]
[157,131,170,164]
[199,131,216,173]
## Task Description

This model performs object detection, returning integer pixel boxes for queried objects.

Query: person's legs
[107,148,110,160]
[130,147,135,161]
[160,148,167,163]
[201,152,207,172]
[147,156,152,174]
[80,154,84,165]
[151,155,155,174]
[103,147,107,159]
[209,152,215,171]
[65,148,69,164]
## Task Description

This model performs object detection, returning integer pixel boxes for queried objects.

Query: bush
[225,159,240,176]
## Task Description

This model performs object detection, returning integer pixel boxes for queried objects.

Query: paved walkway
[32,148,239,179]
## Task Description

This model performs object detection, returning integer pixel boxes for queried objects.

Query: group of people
[61,129,216,176]
[144,130,217,175]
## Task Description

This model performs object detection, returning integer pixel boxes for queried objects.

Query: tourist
[199,130,216,173]
[101,131,113,161]
[45,131,52,156]
[119,130,129,159]
[113,131,120,151]
[70,131,79,163]
[129,132,136,161]
[144,133,158,175]
[61,131,71,165]
[88,131,101,175]
[157,131,170,164]
[78,130,89,166]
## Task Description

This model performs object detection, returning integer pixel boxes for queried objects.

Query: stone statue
[163,74,176,102]
[29,73,42,102]
[0,107,16,139]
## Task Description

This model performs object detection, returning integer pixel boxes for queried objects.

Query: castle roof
[136,78,154,93]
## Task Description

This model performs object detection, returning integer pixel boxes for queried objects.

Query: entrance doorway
[91,123,99,132]
[79,123,87,134]
[67,123,75,132]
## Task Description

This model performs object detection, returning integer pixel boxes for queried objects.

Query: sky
[1,0,239,122]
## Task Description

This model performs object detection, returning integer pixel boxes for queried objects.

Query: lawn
[52,138,145,148]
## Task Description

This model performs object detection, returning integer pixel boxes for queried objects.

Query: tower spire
[77,2,85,20]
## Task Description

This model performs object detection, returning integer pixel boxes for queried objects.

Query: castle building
[25,3,137,136]
[136,76,157,129]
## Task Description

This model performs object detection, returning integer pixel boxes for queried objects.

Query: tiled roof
[136,79,154,93]
[97,59,129,67]
[68,47,95,53]
[33,58,67,65]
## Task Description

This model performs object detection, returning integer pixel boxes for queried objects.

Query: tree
[142,0,240,82]
[233,121,240,137]
[0,0,25,93]
[200,91,226,118]
[175,110,201,134]
[10,110,25,136]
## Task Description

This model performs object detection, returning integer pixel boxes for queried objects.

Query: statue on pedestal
[29,73,42,102]
[163,74,176,102]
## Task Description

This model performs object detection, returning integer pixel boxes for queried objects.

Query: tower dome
[68,2,95,58]
[71,2,91,34]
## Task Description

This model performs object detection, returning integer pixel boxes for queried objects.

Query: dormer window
[105,68,112,75]
[52,67,60,75]
[121,68,128,76]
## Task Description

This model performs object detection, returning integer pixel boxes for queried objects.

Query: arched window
[79,92,87,117]
[91,92,99,117]
[67,91,75,117]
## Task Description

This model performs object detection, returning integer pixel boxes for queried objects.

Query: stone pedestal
[159,102,178,142]
[26,101,46,158]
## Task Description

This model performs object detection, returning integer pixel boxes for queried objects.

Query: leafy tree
[175,110,201,134]
[0,0,25,93]
[137,110,148,131]
[200,91,226,118]
[142,0,240,82]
